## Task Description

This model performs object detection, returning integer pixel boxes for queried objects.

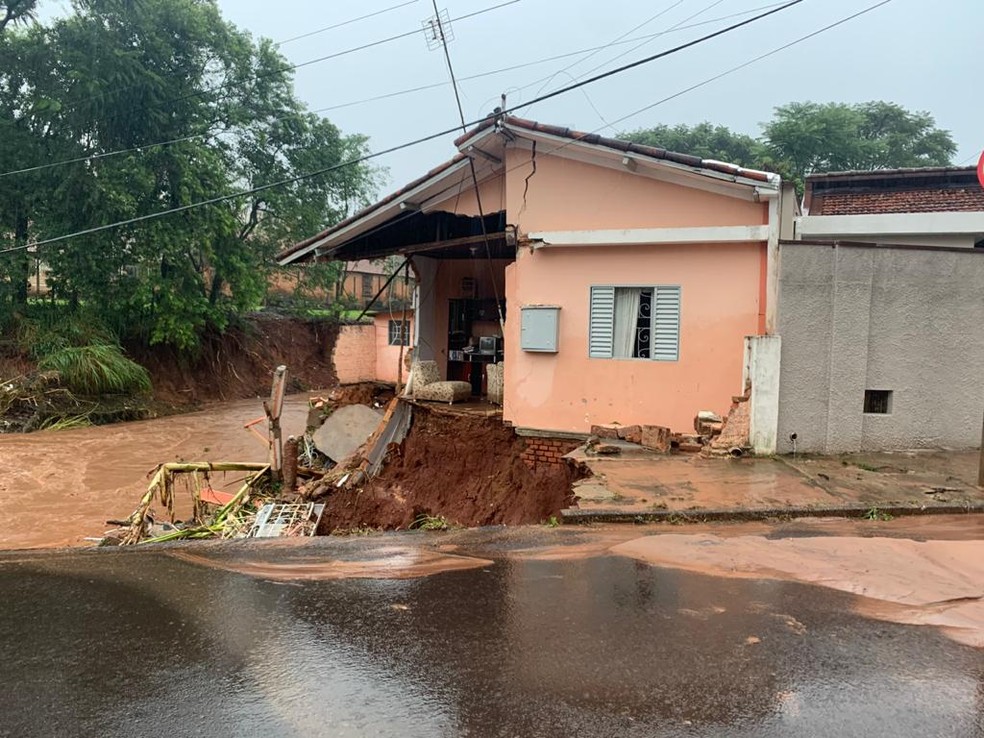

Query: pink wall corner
[334,324,376,384]
[503,148,768,234]
[373,310,414,385]
[502,243,763,434]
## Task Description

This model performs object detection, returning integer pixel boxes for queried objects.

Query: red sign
[978,150,984,188]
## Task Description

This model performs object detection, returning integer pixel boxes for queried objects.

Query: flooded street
[1,528,982,738]
[0,394,317,549]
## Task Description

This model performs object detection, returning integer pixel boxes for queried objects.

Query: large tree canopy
[623,101,956,193]
[0,0,377,349]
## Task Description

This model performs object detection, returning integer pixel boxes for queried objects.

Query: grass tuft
[38,344,152,396]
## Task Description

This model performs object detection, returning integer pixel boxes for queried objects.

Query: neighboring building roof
[805,166,984,216]
[279,115,780,265]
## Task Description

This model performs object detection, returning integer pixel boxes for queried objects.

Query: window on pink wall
[589,285,680,361]
[387,320,409,346]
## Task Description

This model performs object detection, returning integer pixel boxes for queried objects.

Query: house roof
[278,115,780,265]
[805,166,984,216]
[456,116,776,183]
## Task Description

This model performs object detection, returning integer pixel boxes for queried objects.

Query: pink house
[281,116,791,451]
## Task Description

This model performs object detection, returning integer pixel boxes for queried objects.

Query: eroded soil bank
[317,404,579,532]
[0,314,338,432]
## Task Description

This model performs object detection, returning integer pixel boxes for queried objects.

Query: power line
[0,0,805,255]
[49,1,520,125]
[599,0,895,134]
[275,1,420,47]
[0,2,784,180]
[530,0,687,101]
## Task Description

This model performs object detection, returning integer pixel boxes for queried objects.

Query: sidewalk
[563,447,984,523]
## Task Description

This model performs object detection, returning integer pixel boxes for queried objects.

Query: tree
[622,122,766,168]
[762,101,956,189]
[0,0,377,349]
[622,102,956,195]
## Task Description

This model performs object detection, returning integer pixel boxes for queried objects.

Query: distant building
[336,259,414,311]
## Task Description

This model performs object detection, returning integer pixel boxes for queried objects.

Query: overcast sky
[42,0,983,190]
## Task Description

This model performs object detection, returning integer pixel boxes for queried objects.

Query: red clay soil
[128,314,338,407]
[317,406,578,532]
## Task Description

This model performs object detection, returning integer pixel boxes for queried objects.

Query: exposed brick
[616,425,642,445]
[590,424,621,440]
[640,425,671,452]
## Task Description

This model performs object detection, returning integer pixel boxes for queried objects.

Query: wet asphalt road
[0,532,981,738]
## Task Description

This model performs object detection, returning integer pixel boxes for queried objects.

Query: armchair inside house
[485,362,503,406]
[408,360,472,404]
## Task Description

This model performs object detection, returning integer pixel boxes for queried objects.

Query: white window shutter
[588,286,615,358]
[653,286,681,361]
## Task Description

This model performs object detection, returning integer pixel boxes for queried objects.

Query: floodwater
[1,531,982,738]
[0,394,317,550]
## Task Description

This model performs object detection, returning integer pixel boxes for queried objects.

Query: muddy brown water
[0,394,318,550]
[1,532,982,738]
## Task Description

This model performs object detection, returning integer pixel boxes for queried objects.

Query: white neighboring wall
[795,212,984,248]
[743,336,782,456]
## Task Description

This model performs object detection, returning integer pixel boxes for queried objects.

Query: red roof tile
[806,166,984,215]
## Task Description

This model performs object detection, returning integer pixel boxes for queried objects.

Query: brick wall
[333,324,376,384]
[520,437,582,468]
[711,395,751,452]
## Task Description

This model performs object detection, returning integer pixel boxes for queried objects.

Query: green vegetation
[38,344,151,395]
[863,507,894,522]
[0,0,378,352]
[624,101,956,193]
[411,514,453,531]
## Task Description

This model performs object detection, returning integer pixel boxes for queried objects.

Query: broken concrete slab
[312,404,384,462]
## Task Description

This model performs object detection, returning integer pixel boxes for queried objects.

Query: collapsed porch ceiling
[316,209,511,261]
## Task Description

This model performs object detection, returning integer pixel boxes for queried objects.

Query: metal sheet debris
[247,503,325,538]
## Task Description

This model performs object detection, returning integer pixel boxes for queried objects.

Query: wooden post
[267,365,287,481]
[396,262,410,396]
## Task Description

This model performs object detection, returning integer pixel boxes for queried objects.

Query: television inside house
[478,336,502,355]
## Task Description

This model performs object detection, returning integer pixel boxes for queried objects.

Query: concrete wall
[776,242,984,453]
[333,324,376,384]
[744,335,782,455]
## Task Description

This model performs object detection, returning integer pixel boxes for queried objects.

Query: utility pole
[978,412,984,487]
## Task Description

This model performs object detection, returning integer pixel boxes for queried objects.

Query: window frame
[588,284,681,362]
[387,319,409,347]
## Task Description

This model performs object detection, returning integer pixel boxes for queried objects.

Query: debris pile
[0,371,147,433]
[584,400,750,458]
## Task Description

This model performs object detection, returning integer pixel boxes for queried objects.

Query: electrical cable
[0,2,786,180]
[49,0,520,120]
[0,0,809,255]
[428,0,505,327]
[275,0,420,47]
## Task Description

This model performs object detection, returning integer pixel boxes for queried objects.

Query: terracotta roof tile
[813,187,984,215]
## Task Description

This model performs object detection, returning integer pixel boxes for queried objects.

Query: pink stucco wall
[504,148,768,231]
[333,324,376,384]
[500,148,768,434]
[373,310,414,385]
[503,243,763,433]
